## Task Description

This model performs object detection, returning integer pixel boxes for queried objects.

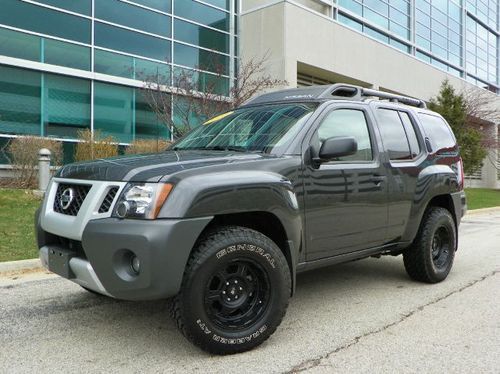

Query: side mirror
[318,136,358,161]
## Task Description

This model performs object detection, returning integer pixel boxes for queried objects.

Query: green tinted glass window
[94,49,134,79]
[44,74,90,138]
[198,71,229,95]
[174,19,229,53]
[135,90,170,140]
[202,0,229,10]
[0,137,12,164]
[94,49,171,81]
[174,43,229,75]
[94,82,133,143]
[34,0,91,15]
[0,27,40,62]
[175,0,229,31]
[135,59,171,83]
[61,141,77,164]
[95,22,171,61]
[0,65,41,135]
[44,39,90,70]
[173,67,229,96]
[0,0,91,43]
[95,0,171,37]
[129,0,171,13]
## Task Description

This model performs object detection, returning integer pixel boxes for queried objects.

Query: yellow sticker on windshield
[203,111,234,126]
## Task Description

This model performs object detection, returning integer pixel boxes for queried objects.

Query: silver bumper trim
[39,246,111,297]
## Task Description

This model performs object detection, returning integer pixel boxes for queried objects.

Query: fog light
[131,255,140,274]
[116,201,130,218]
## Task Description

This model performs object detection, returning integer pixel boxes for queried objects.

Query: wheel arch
[427,194,457,226]
[403,193,459,249]
[194,211,300,296]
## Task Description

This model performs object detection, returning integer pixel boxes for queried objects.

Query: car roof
[243,83,427,110]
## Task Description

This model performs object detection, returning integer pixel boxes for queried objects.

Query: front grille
[53,183,91,216]
[98,187,119,213]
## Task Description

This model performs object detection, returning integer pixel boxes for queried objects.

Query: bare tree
[141,54,287,139]
[463,86,500,150]
[462,86,500,172]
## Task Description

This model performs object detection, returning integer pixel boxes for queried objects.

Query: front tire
[403,207,456,283]
[172,226,291,355]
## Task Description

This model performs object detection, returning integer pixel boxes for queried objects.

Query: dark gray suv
[36,84,467,354]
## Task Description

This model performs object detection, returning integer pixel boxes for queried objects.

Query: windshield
[172,103,317,153]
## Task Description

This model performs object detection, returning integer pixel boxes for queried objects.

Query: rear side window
[376,109,413,160]
[399,112,421,158]
[417,114,456,152]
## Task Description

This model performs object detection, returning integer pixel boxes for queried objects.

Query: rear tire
[172,226,291,355]
[403,207,456,283]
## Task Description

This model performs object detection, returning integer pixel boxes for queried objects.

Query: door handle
[370,175,386,185]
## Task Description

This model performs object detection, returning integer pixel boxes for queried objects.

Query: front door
[303,104,388,261]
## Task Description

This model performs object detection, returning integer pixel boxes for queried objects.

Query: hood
[56,151,274,182]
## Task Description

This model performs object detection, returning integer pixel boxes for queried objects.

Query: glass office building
[0,0,238,162]
[336,0,499,93]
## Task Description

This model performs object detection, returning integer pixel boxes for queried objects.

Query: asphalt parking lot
[1,210,499,374]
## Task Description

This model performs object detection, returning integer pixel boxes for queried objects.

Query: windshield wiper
[207,145,249,152]
[172,145,250,152]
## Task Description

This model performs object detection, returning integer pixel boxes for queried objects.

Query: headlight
[113,183,173,219]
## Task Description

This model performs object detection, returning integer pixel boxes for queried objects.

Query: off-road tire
[403,207,456,283]
[172,226,291,355]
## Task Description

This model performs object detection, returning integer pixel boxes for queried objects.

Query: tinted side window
[417,114,456,152]
[376,109,411,160]
[400,112,421,158]
[317,109,372,162]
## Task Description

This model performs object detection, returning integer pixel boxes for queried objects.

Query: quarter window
[417,113,456,152]
[317,109,373,162]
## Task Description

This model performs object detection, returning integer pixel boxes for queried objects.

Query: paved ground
[1,211,499,374]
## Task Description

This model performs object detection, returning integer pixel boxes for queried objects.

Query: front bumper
[36,210,212,300]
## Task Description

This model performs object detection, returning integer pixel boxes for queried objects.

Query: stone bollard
[38,148,51,193]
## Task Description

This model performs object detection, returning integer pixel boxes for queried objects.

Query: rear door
[371,104,425,242]
[303,103,389,261]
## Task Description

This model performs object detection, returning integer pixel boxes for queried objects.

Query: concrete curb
[0,258,42,274]
[465,206,500,216]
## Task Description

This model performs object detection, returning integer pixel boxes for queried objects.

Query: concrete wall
[241,1,500,102]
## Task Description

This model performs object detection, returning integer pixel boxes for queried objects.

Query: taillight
[454,158,464,189]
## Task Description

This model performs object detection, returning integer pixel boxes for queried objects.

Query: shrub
[74,129,118,162]
[7,136,63,188]
[125,139,171,155]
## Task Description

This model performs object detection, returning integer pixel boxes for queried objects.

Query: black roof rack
[245,83,427,109]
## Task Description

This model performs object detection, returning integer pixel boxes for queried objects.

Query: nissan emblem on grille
[59,188,74,210]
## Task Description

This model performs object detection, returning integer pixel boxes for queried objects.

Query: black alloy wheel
[431,226,452,269]
[204,259,271,331]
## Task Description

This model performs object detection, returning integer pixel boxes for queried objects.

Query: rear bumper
[36,210,212,300]
[452,190,467,224]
